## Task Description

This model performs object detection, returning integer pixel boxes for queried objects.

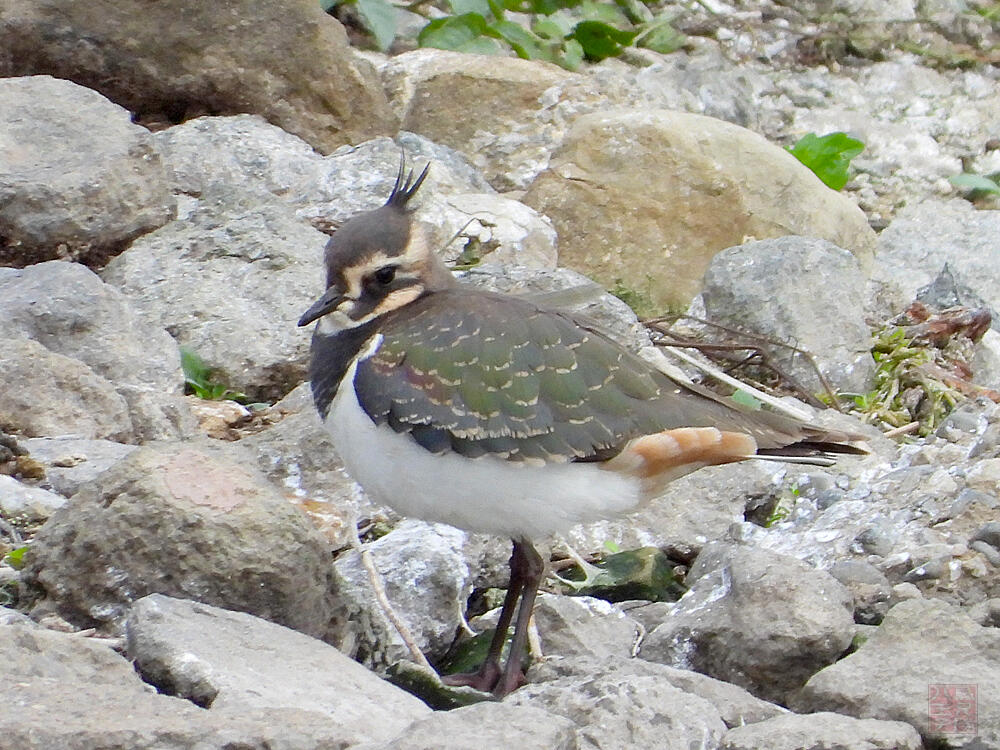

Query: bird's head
[298,160,452,331]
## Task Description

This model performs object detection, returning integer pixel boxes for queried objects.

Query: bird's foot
[441,661,502,693]
[440,661,527,698]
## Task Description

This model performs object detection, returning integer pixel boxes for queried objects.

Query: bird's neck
[309,318,381,418]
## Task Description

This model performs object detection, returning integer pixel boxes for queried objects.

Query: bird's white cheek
[316,308,356,335]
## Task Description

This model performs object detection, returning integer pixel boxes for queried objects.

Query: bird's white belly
[324,362,644,540]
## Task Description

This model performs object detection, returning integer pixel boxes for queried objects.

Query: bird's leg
[493,539,543,699]
[441,538,526,692]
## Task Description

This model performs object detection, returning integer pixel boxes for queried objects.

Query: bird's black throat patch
[309,320,381,419]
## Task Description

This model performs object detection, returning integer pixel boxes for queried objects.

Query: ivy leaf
[557,37,584,70]
[950,172,1000,195]
[570,20,636,60]
[449,0,492,16]
[787,131,865,191]
[635,19,686,54]
[356,0,398,51]
[490,19,545,58]
[419,13,491,50]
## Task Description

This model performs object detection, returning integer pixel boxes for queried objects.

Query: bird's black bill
[298,289,345,327]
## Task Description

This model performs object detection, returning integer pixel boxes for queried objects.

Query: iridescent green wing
[354,288,688,462]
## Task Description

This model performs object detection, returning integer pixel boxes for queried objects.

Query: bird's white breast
[323,353,645,540]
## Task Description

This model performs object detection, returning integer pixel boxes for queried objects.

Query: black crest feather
[386,156,430,209]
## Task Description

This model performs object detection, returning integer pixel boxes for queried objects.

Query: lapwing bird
[298,161,865,698]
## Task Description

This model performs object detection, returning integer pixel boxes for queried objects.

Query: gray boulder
[0,0,395,153]
[875,198,1000,316]
[510,657,729,750]
[21,443,335,637]
[641,542,855,704]
[1,617,394,749]
[102,202,327,401]
[793,598,1000,748]
[0,261,183,393]
[700,236,876,396]
[530,655,786,730]
[0,337,134,441]
[127,594,429,743]
[719,711,922,750]
[0,76,174,266]
[366,702,577,750]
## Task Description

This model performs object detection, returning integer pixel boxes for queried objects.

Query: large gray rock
[522,109,876,309]
[719,711,923,750]
[127,594,429,743]
[102,202,327,401]
[0,620,380,749]
[793,598,1000,749]
[22,443,335,637]
[0,337,134,441]
[510,657,729,750]
[874,198,1000,317]
[529,656,786,730]
[0,0,395,153]
[367,702,577,750]
[381,50,577,192]
[0,261,195,441]
[0,76,174,266]
[0,261,183,393]
[641,543,855,704]
[700,236,876,395]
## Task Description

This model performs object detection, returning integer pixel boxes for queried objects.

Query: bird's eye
[373,266,396,285]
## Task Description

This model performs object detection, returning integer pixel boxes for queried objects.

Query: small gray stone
[972,522,1000,550]
[332,519,474,669]
[20,437,138,498]
[0,475,66,521]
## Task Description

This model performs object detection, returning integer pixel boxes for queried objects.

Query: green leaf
[579,0,629,24]
[533,17,568,39]
[490,19,544,58]
[449,0,493,16]
[635,19,686,54]
[570,20,637,60]
[419,13,490,50]
[950,172,1000,195]
[180,346,213,390]
[556,38,584,70]
[4,546,28,570]
[731,390,763,410]
[356,0,398,51]
[786,131,865,191]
